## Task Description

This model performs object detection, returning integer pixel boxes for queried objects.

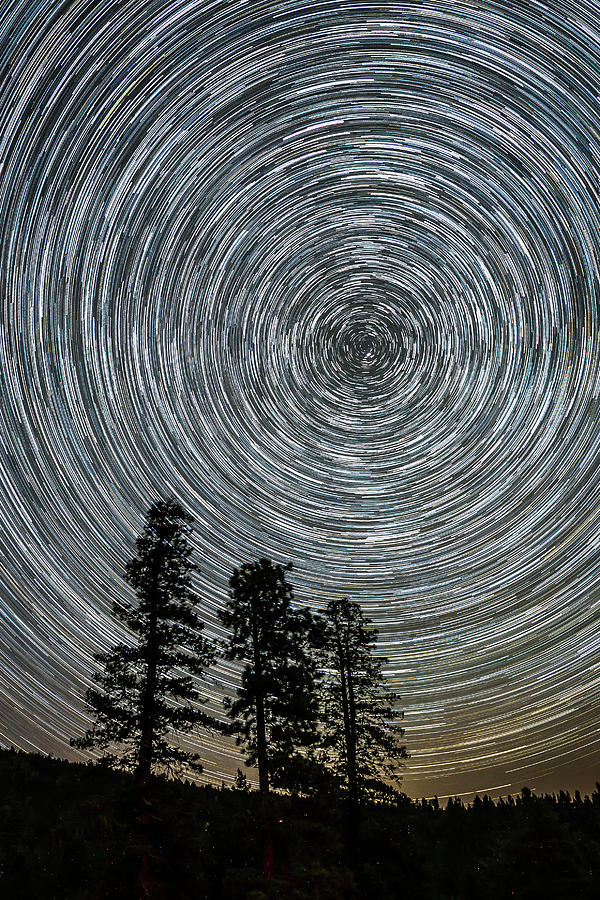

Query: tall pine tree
[72,499,218,786]
[219,558,319,795]
[315,598,408,807]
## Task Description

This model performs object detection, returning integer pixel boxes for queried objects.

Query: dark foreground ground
[1,749,600,899]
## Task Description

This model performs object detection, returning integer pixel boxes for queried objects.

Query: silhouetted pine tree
[315,598,408,810]
[71,499,219,786]
[219,558,319,795]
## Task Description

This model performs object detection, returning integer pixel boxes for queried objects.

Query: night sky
[1,0,600,800]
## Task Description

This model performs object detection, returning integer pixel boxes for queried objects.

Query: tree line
[4,748,600,899]
[71,498,408,812]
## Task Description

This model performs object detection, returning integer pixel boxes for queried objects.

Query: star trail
[1,0,600,798]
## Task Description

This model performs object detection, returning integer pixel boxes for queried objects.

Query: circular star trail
[1,0,600,797]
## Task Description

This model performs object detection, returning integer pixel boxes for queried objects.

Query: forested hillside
[1,749,600,899]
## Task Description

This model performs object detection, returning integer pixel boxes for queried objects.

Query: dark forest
[2,749,600,899]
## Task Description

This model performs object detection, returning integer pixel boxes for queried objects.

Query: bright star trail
[1,0,599,798]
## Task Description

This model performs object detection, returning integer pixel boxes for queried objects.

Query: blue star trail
[0,0,599,798]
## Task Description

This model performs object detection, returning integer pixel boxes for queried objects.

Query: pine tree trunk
[346,667,358,811]
[135,551,162,896]
[137,609,158,788]
[334,621,356,805]
[252,634,275,878]
[255,693,269,795]
[345,666,360,865]
[251,614,269,796]
[136,555,162,788]
[251,602,274,877]
[334,617,359,864]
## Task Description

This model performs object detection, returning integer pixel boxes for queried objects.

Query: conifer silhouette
[315,597,408,808]
[72,499,219,786]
